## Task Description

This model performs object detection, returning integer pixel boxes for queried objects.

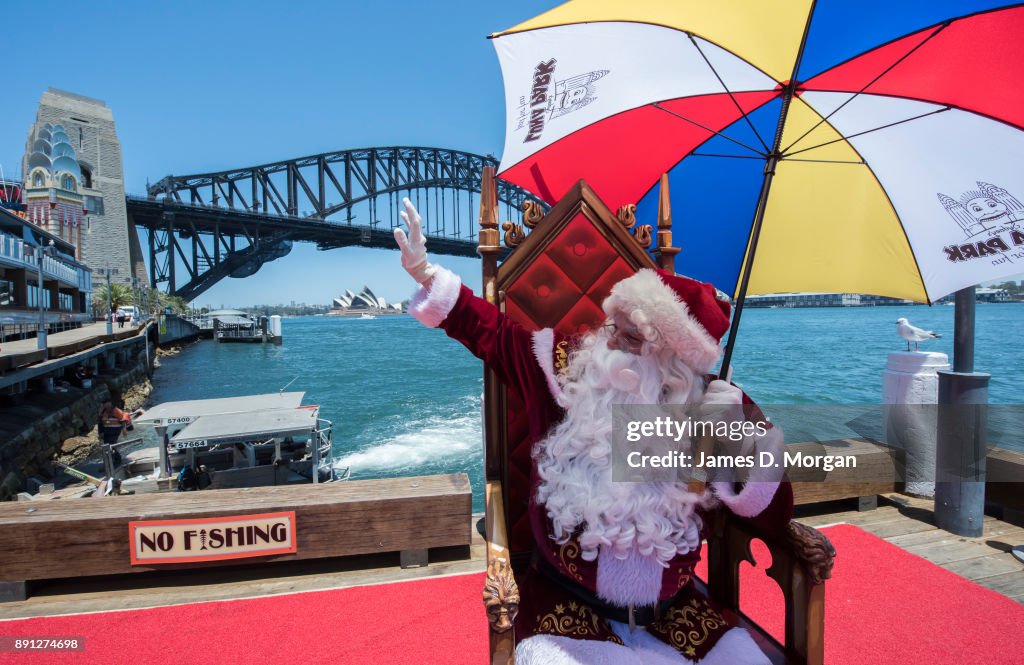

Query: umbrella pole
[717,2,817,381]
[718,150,780,380]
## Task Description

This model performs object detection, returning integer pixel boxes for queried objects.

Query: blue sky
[0,0,555,307]
[1,1,1018,307]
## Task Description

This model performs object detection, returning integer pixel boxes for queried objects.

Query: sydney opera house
[330,285,404,315]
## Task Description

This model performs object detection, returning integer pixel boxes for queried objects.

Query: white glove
[393,198,436,285]
[697,379,745,424]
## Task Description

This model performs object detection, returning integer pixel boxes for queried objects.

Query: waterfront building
[0,204,93,338]
[744,290,1009,307]
[21,89,146,286]
[974,287,1010,303]
[742,292,921,307]
[933,288,1012,304]
[22,121,87,258]
[330,286,403,315]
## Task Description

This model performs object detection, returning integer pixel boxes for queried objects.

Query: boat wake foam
[333,411,482,473]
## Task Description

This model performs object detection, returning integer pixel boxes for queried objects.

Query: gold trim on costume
[554,340,569,375]
[536,601,624,644]
[557,539,585,583]
[650,597,726,653]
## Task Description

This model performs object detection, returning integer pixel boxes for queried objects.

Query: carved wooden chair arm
[483,480,519,665]
[709,514,834,665]
[720,514,836,585]
[781,521,836,585]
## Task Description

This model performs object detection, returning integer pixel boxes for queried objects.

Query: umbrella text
[943,229,1024,263]
[524,59,557,143]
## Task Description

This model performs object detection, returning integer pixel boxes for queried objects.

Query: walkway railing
[0,231,88,288]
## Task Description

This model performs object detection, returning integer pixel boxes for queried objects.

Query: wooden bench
[0,473,471,601]
[984,447,1024,522]
[788,438,900,510]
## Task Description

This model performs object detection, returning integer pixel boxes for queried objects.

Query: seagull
[896,318,941,351]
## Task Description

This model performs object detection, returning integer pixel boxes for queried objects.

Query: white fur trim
[408,266,461,328]
[711,427,785,518]
[603,270,721,374]
[516,625,766,664]
[697,627,771,665]
[596,546,665,607]
[531,328,563,400]
[516,634,648,665]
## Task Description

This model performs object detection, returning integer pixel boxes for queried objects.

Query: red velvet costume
[409,267,793,662]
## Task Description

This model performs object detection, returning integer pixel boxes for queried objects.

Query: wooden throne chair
[477,168,836,665]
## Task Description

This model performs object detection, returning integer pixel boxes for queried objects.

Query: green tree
[92,282,133,312]
[148,289,190,315]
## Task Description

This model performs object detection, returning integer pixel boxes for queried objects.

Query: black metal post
[934,370,989,536]
[953,286,975,372]
[933,284,991,537]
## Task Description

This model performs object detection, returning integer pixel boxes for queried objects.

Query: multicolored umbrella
[491,1,1024,316]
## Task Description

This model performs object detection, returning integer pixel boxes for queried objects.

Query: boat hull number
[172,440,209,450]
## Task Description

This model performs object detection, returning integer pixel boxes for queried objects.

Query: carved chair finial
[616,204,637,230]
[502,221,526,249]
[521,200,545,229]
[634,225,654,249]
[484,557,520,633]
[786,521,836,585]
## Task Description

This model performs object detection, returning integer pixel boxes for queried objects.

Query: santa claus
[395,199,790,665]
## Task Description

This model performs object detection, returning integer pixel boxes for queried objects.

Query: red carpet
[695,524,1024,665]
[1,525,1021,664]
[0,573,489,665]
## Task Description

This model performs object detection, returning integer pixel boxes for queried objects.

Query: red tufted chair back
[481,177,671,561]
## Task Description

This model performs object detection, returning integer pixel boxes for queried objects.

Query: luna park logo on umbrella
[516,59,608,143]
[938,182,1024,265]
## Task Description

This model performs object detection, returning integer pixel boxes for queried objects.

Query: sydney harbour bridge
[126,147,545,301]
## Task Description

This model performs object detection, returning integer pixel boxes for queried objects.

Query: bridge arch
[131,147,545,301]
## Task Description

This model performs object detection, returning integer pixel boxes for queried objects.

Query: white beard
[534,331,712,568]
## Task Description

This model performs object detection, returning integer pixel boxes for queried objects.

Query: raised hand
[393,198,436,285]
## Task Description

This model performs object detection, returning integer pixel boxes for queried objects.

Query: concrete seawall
[158,314,202,346]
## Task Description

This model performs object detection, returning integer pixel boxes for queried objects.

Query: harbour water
[152,303,1024,510]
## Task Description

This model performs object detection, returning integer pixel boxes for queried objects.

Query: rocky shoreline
[0,344,157,501]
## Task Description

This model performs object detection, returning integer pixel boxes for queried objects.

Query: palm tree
[92,282,133,315]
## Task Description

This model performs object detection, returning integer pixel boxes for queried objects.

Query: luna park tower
[21,88,147,286]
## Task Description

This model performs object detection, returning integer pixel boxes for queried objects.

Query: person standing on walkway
[98,400,126,446]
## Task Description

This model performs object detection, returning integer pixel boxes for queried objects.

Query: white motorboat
[104,392,348,493]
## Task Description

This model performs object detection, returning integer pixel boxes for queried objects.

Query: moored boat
[103,393,347,493]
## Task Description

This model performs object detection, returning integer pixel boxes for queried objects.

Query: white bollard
[883,351,950,497]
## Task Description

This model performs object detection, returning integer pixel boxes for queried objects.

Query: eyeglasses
[603,321,646,353]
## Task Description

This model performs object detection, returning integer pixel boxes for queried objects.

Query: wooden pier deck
[1,492,1020,621]
[796,494,1024,604]
[0,320,148,387]
[1,322,114,358]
